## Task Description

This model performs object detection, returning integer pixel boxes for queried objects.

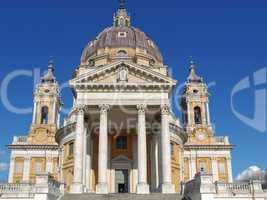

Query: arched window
[117,50,128,57]
[41,106,49,124]
[194,106,202,124]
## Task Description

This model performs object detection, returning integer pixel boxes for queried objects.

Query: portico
[69,103,175,194]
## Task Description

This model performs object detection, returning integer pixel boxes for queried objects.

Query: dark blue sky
[0,0,266,181]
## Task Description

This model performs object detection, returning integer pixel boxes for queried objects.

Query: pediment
[111,155,132,164]
[70,61,177,90]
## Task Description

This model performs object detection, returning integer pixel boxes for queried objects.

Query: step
[60,193,182,200]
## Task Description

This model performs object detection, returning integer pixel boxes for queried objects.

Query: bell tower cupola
[29,59,62,144]
[181,58,212,133]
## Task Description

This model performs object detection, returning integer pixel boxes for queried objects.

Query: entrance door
[115,169,129,193]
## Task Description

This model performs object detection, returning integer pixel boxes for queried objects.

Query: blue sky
[0,0,266,181]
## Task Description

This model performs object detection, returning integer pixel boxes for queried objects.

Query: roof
[80,6,163,64]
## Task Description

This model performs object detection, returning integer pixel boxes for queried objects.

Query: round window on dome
[88,59,95,67]
[149,59,155,66]
[117,50,128,57]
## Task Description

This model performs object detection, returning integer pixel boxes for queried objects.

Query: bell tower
[181,58,212,134]
[28,59,61,144]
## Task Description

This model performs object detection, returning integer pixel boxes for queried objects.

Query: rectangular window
[15,162,23,174]
[116,136,127,150]
[69,142,74,156]
[35,162,43,173]
[218,162,226,174]
[118,32,127,38]
[199,161,206,173]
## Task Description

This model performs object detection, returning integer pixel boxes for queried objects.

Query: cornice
[7,144,59,150]
[184,144,234,150]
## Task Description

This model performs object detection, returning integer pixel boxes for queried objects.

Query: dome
[80,6,163,64]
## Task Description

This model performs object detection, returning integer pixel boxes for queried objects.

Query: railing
[0,174,63,198]
[169,123,187,141]
[0,183,34,196]
[215,182,251,194]
[214,136,230,144]
[12,136,28,144]
[55,122,76,143]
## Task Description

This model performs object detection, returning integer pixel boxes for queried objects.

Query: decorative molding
[137,104,147,114]
[8,144,59,150]
[184,144,234,150]
[74,105,86,114]
[161,104,170,115]
[99,104,110,114]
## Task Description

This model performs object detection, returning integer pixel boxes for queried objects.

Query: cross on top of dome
[119,0,126,10]
[187,57,203,83]
[41,58,56,83]
[113,0,131,27]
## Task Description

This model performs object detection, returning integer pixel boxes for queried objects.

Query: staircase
[60,193,182,200]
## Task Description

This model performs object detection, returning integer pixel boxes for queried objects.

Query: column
[52,101,57,124]
[132,136,138,193]
[136,104,150,194]
[82,125,88,191]
[190,157,197,179]
[96,104,109,194]
[22,157,30,183]
[187,101,191,125]
[32,101,37,124]
[160,104,175,193]
[85,130,92,192]
[46,157,53,174]
[57,113,61,129]
[150,134,159,192]
[206,102,211,125]
[211,157,218,181]
[8,158,15,183]
[71,105,85,193]
[227,157,233,182]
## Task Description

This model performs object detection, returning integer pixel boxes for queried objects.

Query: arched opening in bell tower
[194,106,202,124]
[41,106,49,124]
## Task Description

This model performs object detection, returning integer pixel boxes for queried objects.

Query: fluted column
[96,104,110,194]
[160,104,175,193]
[136,104,150,194]
[71,105,85,193]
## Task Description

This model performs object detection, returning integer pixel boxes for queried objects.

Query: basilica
[2,1,245,199]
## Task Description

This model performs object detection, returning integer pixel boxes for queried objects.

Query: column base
[136,183,150,194]
[70,183,84,194]
[96,183,108,194]
[160,183,175,194]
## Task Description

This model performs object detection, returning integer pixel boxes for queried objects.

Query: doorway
[115,169,129,193]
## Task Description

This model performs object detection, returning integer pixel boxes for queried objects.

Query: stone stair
[60,193,182,200]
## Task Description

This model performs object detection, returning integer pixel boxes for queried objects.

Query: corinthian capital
[99,104,110,114]
[74,104,86,114]
[161,104,170,115]
[137,104,147,114]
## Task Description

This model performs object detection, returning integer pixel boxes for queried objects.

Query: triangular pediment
[70,61,177,90]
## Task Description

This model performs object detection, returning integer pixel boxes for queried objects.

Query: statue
[117,66,128,82]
